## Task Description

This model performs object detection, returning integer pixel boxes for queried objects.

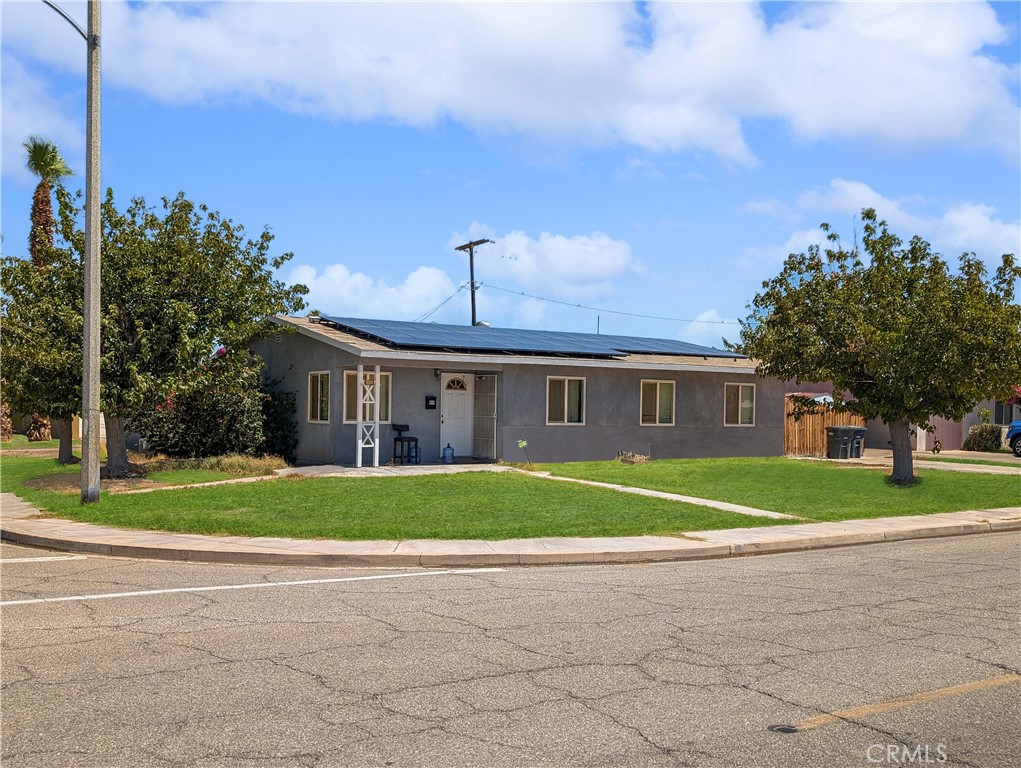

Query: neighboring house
[909,398,1020,452]
[252,315,784,466]
[782,380,1020,451]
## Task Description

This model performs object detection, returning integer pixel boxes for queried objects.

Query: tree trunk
[103,414,130,478]
[52,417,78,464]
[888,419,915,485]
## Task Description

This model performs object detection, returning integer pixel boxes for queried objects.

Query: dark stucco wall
[254,328,783,465]
[332,364,446,465]
[496,364,783,463]
[252,329,356,465]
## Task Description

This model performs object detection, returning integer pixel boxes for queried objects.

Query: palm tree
[24,135,73,266]
[23,136,74,458]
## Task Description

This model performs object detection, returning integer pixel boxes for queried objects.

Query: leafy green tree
[45,188,307,476]
[22,136,76,458]
[729,208,1021,484]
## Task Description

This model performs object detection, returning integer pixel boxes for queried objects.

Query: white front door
[440,373,474,458]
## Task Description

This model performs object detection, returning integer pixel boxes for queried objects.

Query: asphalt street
[1,534,1019,767]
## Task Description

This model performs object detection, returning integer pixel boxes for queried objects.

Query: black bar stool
[392,424,419,465]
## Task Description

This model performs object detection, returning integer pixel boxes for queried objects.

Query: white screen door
[440,373,474,458]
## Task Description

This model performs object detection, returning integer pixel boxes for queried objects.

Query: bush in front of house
[260,386,298,465]
[134,379,265,459]
[132,355,298,463]
[962,424,1004,452]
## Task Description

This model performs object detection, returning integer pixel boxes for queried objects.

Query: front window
[344,371,392,423]
[547,376,585,425]
[641,380,675,426]
[724,383,755,426]
[308,371,330,423]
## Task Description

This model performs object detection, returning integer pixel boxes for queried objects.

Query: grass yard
[540,457,1020,521]
[144,469,252,485]
[0,456,787,540]
[1,434,82,451]
[917,455,1019,468]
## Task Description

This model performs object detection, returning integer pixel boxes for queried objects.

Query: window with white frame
[547,376,585,425]
[640,380,675,426]
[343,370,392,423]
[724,383,755,426]
[307,371,330,423]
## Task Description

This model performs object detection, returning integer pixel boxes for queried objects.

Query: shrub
[132,354,298,463]
[132,354,264,459]
[26,414,51,441]
[260,386,298,464]
[0,401,12,441]
[962,424,1004,452]
[143,453,287,475]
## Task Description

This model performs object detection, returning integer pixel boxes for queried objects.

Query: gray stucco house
[253,315,784,466]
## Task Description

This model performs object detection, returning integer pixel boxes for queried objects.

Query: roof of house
[270,315,759,373]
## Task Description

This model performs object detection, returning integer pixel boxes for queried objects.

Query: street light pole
[43,0,101,503]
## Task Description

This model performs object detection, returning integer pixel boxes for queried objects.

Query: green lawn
[917,455,1019,468]
[0,456,786,540]
[540,457,1020,521]
[5,454,1015,541]
[145,469,254,485]
[1,434,82,451]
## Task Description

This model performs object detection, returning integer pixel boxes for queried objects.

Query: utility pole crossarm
[454,238,494,327]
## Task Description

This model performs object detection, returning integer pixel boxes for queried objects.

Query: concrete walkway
[2,491,1018,567]
[515,470,800,520]
[853,448,1020,475]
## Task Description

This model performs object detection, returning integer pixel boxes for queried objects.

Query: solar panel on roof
[319,316,742,359]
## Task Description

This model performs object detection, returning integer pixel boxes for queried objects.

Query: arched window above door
[445,377,468,391]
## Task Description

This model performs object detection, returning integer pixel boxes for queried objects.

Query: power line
[415,283,468,322]
[478,283,743,325]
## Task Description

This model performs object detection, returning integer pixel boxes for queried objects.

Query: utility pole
[454,238,493,326]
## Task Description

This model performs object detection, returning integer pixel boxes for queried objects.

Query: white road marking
[1,555,88,564]
[0,568,504,607]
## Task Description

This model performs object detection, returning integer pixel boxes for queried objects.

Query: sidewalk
[851,448,1020,476]
[2,491,1018,567]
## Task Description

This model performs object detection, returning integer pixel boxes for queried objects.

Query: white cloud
[1,55,84,186]
[742,226,829,272]
[3,1,1016,167]
[744,198,796,222]
[762,3,1018,156]
[287,263,457,321]
[797,179,1020,263]
[448,223,641,301]
[677,308,736,349]
[516,298,547,328]
[287,222,637,325]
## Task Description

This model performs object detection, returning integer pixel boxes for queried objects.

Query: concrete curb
[2,493,1019,567]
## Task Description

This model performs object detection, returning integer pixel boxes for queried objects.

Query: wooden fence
[784,396,865,457]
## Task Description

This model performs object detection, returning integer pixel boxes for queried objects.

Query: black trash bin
[850,427,868,459]
[825,426,859,459]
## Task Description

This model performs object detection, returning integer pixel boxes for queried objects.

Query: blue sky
[3,1,1019,347]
